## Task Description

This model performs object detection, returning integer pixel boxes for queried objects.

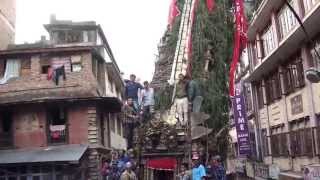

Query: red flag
[168,0,181,30]
[206,0,215,13]
[229,0,247,97]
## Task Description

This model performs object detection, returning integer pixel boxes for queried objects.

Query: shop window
[47,107,67,144]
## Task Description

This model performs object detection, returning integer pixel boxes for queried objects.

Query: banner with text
[232,86,251,156]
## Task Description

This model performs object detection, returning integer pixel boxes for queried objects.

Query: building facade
[0,17,125,180]
[0,0,16,50]
[245,0,320,179]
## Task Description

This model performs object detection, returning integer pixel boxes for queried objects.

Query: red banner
[168,0,181,30]
[229,0,247,97]
[147,158,177,171]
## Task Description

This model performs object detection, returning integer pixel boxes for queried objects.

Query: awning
[146,158,177,171]
[0,144,88,164]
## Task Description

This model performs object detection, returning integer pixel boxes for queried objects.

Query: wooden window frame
[290,127,313,157]
[282,56,305,95]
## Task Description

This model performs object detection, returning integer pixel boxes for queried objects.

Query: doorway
[153,170,174,180]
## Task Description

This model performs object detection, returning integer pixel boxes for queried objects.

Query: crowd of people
[178,154,226,180]
[122,73,202,148]
[106,73,222,180]
[101,150,138,180]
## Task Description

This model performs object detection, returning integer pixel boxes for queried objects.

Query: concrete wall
[0,0,15,50]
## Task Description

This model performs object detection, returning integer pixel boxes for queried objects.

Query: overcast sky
[16,0,171,81]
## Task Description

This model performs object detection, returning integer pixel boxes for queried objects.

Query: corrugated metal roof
[0,144,88,164]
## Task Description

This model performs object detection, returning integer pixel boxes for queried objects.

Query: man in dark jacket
[187,79,203,112]
[125,74,143,110]
[208,155,226,180]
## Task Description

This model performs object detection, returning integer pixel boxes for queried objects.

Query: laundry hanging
[0,59,21,84]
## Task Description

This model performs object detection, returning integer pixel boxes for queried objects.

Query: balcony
[247,3,320,82]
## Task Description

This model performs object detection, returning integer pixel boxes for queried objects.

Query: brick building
[0,0,16,50]
[0,17,125,180]
[243,0,320,179]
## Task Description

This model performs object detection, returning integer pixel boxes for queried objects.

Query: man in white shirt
[140,81,155,120]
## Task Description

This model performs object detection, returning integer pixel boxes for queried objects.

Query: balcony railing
[48,125,67,144]
[0,132,13,148]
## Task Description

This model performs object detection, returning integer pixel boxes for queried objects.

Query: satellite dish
[306,68,320,83]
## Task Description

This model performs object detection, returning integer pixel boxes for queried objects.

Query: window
[278,0,298,39]
[249,42,259,67]
[282,56,305,95]
[310,37,320,68]
[54,30,84,44]
[265,71,282,104]
[270,130,288,156]
[0,112,13,148]
[47,107,67,144]
[256,81,264,109]
[290,128,313,156]
[109,114,115,132]
[116,115,122,136]
[21,59,31,77]
[66,31,83,43]
[71,56,82,72]
[245,86,253,112]
[261,25,276,57]
[0,60,6,78]
[92,58,98,77]
[303,0,318,13]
